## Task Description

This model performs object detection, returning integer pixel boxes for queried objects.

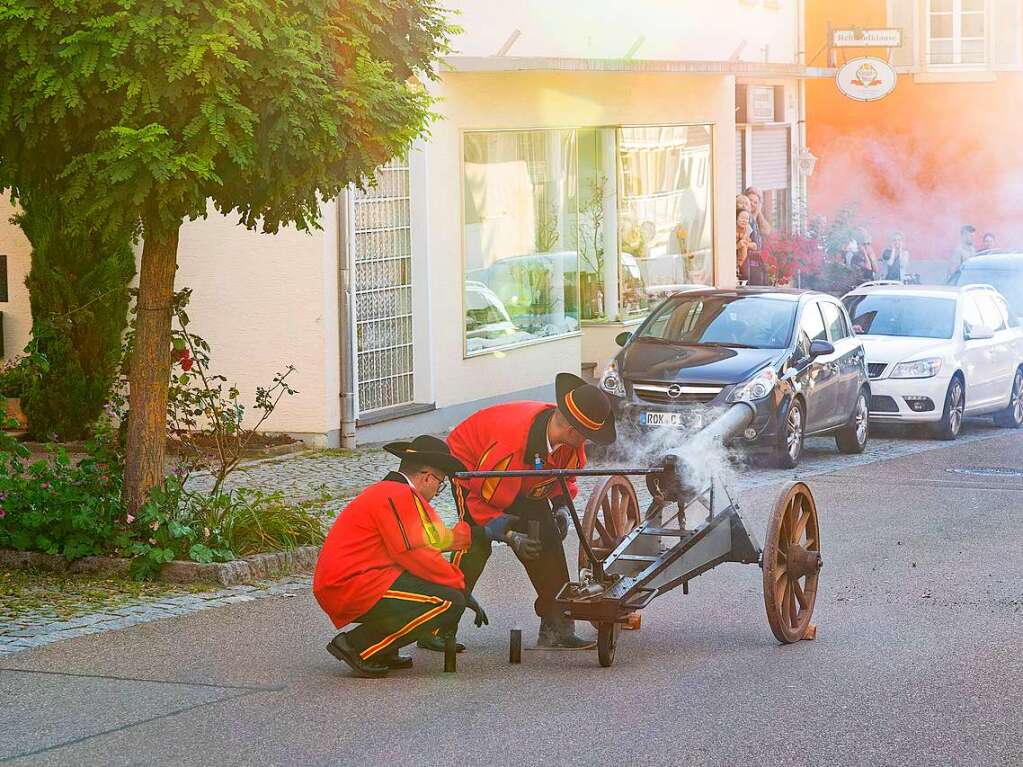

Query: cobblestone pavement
[2,418,1007,658]
[0,577,310,658]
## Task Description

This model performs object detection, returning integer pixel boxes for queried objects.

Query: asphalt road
[3,427,1023,766]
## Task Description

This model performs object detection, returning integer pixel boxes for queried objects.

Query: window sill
[913,70,997,83]
[357,401,436,427]
[464,331,582,360]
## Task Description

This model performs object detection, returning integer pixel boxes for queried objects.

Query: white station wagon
[841,283,1023,439]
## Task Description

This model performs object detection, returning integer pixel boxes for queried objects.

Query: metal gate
[349,157,414,414]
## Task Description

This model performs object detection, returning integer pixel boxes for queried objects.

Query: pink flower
[41,483,50,490]
[148,538,157,545]
[125,514,135,524]
[203,527,210,539]
[150,521,159,531]
[100,475,109,483]
[0,508,5,519]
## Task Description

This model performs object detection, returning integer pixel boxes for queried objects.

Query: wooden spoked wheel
[579,475,642,571]
[597,622,620,667]
[762,481,822,644]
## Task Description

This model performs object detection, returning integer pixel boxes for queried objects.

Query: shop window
[928,0,986,66]
[463,130,580,355]
[616,125,714,318]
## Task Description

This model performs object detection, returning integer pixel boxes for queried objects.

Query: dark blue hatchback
[599,288,871,468]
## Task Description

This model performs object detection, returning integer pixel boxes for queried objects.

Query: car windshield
[636,295,796,349]
[842,294,956,339]
[955,269,1023,316]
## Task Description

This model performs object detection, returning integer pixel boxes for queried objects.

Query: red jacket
[312,480,469,629]
[447,401,585,525]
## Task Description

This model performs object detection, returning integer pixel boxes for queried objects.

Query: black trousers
[452,484,571,619]
[345,572,466,661]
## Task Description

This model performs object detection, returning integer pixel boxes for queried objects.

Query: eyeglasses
[425,471,447,494]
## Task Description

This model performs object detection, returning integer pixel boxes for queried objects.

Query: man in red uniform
[442,373,616,650]
[313,435,488,678]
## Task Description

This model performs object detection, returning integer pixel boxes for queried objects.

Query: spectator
[952,225,976,267]
[736,194,752,215]
[844,239,874,283]
[743,186,773,250]
[979,232,996,253]
[880,231,910,282]
[855,227,880,280]
[736,209,752,283]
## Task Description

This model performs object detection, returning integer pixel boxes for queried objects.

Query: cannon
[454,402,822,667]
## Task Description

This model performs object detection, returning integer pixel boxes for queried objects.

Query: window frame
[820,300,851,342]
[926,0,988,69]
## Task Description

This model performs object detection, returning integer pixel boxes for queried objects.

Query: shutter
[889,0,917,68]
[993,0,1022,70]
[750,126,789,191]
[735,129,745,192]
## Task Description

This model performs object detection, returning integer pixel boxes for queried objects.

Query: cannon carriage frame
[454,458,822,667]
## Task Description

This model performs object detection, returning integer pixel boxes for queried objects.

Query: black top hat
[383,435,467,477]
[555,373,616,445]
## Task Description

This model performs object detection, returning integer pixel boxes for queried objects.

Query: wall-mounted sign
[832,28,902,48]
[748,85,775,123]
[836,57,897,102]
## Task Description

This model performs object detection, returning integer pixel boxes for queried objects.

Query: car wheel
[836,388,869,454]
[773,398,804,469]
[932,375,965,441]
[993,367,1023,429]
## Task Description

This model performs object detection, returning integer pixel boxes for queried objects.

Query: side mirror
[615,331,633,347]
[966,323,994,341]
[809,340,835,359]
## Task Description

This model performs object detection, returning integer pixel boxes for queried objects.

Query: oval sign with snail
[836,56,897,102]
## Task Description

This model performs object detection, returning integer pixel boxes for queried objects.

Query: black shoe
[381,651,414,670]
[416,635,466,653]
[537,616,597,650]
[326,634,389,678]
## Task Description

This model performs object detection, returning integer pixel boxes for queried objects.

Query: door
[976,292,1016,407]
[820,299,864,418]
[795,301,837,432]
[960,295,999,409]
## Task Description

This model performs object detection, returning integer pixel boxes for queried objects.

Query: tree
[0,0,453,511]
[16,196,135,441]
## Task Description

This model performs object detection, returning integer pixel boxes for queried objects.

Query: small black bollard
[509,628,522,664]
[443,634,457,673]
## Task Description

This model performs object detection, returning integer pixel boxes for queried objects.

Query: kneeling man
[313,435,488,678]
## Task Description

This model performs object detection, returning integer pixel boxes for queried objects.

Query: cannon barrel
[696,401,756,446]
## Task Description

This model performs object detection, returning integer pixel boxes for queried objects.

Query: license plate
[640,411,702,428]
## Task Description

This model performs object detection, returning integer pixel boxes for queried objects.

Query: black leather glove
[553,506,572,541]
[466,594,488,627]
[504,530,542,561]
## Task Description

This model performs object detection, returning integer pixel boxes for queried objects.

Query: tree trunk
[123,225,179,515]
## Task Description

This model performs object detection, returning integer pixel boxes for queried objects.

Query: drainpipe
[337,189,358,448]
[797,0,808,230]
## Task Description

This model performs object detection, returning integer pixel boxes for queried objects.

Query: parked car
[948,252,1023,319]
[841,283,1023,439]
[600,288,870,468]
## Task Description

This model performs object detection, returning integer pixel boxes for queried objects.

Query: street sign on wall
[835,57,897,102]
[832,28,902,48]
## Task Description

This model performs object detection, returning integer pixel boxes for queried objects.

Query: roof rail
[853,280,904,289]
[961,283,998,292]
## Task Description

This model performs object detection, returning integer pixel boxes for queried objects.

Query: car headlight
[890,357,942,379]
[600,360,626,398]
[727,366,778,403]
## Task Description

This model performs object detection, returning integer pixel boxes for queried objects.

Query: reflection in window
[617,126,714,317]
[463,130,580,354]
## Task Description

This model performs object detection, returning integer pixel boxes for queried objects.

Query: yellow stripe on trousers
[360,600,452,659]
[380,589,445,605]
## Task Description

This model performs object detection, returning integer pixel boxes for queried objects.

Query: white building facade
[1,0,825,446]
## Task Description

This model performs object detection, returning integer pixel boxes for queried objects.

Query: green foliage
[129,477,327,580]
[0,419,128,560]
[0,349,49,399]
[14,197,135,440]
[0,0,455,240]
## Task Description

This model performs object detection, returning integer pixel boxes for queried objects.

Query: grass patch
[0,568,214,621]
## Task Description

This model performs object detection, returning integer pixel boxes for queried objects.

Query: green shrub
[15,198,134,440]
[0,420,128,560]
